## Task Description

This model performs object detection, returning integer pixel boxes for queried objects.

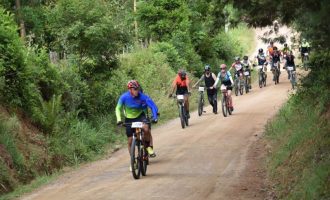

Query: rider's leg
[128,136,133,154]
[143,125,156,157]
[184,95,190,113]
[207,94,214,107]
[228,90,233,108]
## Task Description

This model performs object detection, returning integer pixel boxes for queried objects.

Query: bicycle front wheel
[141,144,148,176]
[130,138,141,179]
[221,96,227,117]
[179,105,185,129]
[198,95,203,116]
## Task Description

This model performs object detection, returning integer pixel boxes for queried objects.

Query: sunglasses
[129,87,139,91]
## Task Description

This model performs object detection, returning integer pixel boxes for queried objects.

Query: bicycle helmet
[243,55,248,60]
[273,46,278,50]
[178,70,187,79]
[127,80,140,89]
[284,43,288,47]
[204,65,211,71]
[258,48,263,53]
[234,56,240,61]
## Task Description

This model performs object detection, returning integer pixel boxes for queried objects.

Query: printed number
[131,122,143,128]
[198,87,205,92]
[177,95,184,100]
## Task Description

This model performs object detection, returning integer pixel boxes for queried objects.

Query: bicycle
[272,62,280,85]
[234,73,244,96]
[258,63,267,88]
[302,52,309,71]
[220,84,232,117]
[123,120,151,179]
[287,66,296,90]
[173,94,189,128]
[243,70,251,93]
[197,86,205,116]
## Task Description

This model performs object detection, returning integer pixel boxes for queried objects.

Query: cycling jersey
[232,62,243,71]
[282,47,290,55]
[199,73,217,95]
[115,91,158,122]
[286,55,295,67]
[173,74,189,95]
[272,52,281,64]
[256,53,267,65]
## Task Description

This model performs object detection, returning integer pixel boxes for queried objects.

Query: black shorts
[176,87,189,95]
[125,113,149,137]
[222,80,232,90]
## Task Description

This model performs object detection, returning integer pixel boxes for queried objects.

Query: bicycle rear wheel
[130,138,141,179]
[239,81,244,95]
[259,73,263,88]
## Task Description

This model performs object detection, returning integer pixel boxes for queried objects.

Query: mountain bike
[243,70,251,93]
[258,63,267,88]
[234,73,244,96]
[302,52,309,71]
[123,120,150,179]
[174,95,189,128]
[273,62,280,85]
[197,86,205,116]
[220,84,232,117]
[287,66,296,90]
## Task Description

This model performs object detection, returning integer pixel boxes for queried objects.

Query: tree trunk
[15,0,26,40]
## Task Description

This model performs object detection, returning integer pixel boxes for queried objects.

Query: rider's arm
[227,71,234,85]
[115,95,124,122]
[193,75,204,88]
[144,95,159,121]
[186,76,191,92]
[212,73,217,82]
[170,78,177,95]
[213,73,220,87]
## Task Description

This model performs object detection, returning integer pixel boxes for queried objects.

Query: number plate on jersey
[177,95,184,100]
[304,53,309,56]
[131,122,143,128]
[244,72,250,76]
[198,87,204,92]
[287,66,294,71]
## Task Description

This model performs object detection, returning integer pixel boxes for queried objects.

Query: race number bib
[244,71,250,76]
[287,66,294,71]
[131,122,143,128]
[177,95,184,100]
[198,87,204,92]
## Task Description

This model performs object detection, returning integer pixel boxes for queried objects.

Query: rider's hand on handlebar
[188,91,191,96]
[117,121,123,126]
[151,119,158,124]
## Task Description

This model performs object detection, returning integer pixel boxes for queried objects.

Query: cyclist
[231,56,244,82]
[271,47,281,80]
[242,56,252,89]
[169,69,191,118]
[255,48,268,79]
[213,64,234,111]
[299,38,310,63]
[193,65,218,114]
[116,80,159,170]
[281,43,290,58]
[267,41,277,68]
[285,51,296,79]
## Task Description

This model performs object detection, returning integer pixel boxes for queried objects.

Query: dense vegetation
[0,0,252,196]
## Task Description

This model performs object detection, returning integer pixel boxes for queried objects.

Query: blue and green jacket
[115,91,158,122]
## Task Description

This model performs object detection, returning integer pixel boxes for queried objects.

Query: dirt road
[21,76,292,200]
[21,28,294,200]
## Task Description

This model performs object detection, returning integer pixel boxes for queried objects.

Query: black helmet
[234,56,240,61]
[243,55,248,60]
[204,65,211,71]
[178,70,186,79]
[258,48,263,53]
[284,43,288,47]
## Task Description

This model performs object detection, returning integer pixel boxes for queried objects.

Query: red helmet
[127,80,140,89]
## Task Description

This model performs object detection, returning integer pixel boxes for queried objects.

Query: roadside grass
[265,81,330,199]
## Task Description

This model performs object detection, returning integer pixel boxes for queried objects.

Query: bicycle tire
[221,96,227,117]
[239,81,244,95]
[214,99,218,114]
[141,144,148,176]
[198,94,203,116]
[259,73,263,88]
[184,107,189,126]
[263,74,267,87]
[179,105,185,129]
[131,138,141,179]
[245,79,249,93]
[234,82,238,96]
[227,97,232,115]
